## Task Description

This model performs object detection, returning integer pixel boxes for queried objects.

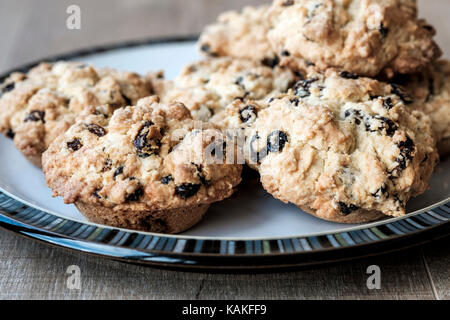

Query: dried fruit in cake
[0,61,154,166]
[243,69,439,223]
[42,97,242,233]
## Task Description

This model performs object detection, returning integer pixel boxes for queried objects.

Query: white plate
[0,41,449,239]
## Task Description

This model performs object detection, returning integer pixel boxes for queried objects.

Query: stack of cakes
[0,0,448,232]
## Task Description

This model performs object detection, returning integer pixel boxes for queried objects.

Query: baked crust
[244,69,439,222]
[268,0,441,77]
[152,57,296,121]
[76,201,209,234]
[198,6,276,65]
[298,205,386,224]
[0,62,153,166]
[42,97,242,233]
[199,1,441,78]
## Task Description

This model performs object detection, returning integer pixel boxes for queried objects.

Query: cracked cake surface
[269,0,440,77]
[243,69,438,222]
[154,57,296,121]
[0,61,154,166]
[42,96,242,214]
[199,1,441,78]
[198,5,276,65]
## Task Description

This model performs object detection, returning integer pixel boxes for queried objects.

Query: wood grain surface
[0,0,449,300]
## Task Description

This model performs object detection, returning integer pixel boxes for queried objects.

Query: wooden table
[0,0,449,300]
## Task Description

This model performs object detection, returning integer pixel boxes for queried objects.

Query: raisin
[234,76,250,99]
[193,163,209,186]
[382,97,394,110]
[346,109,397,136]
[282,0,294,6]
[92,191,101,199]
[294,78,318,98]
[67,138,82,151]
[240,105,258,123]
[393,195,405,206]
[200,44,218,57]
[102,158,112,172]
[133,121,162,158]
[294,71,306,80]
[161,175,174,185]
[188,65,198,73]
[267,130,288,153]
[378,24,389,37]
[6,129,15,139]
[372,185,388,198]
[290,97,300,106]
[344,109,362,125]
[86,123,106,137]
[394,158,407,173]
[125,186,144,202]
[234,76,244,88]
[24,110,45,123]
[262,55,280,68]
[397,137,415,163]
[423,24,435,33]
[391,84,413,104]
[393,136,415,173]
[200,44,211,53]
[63,98,71,107]
[365,116,397,137]
[339,71,359,79]
[175,183,201,199]
[382,119,397,136]
[121,92,132,106]
[113,166,124,180]
[338,202,359,216]
[0,82,15,97]
[398,137,415,155]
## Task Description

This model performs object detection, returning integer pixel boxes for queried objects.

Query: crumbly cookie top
[42,97,242,211]
[198,5,277,66]
[0,61,153,159]
[245,70,438,219]
[210,99,268,131]
[159,57,296,121]
[396,59,450,143]
[268,0,441,77]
